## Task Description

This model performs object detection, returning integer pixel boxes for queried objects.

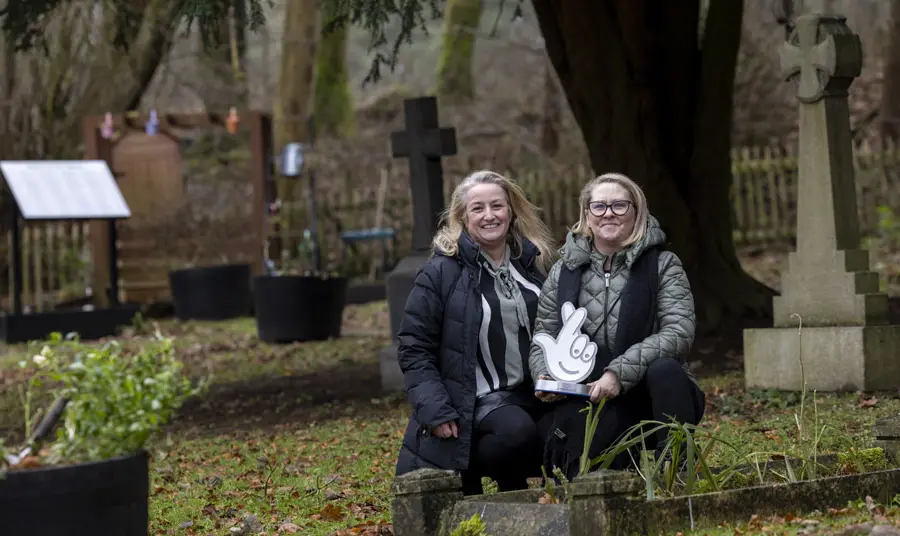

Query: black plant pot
[168,263,253,321]
[0,450,148,536]
[254,274,348,343]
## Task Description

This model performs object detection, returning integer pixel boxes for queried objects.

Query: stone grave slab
[393,460,900,535]
[379,97,457,391]
[743,13,900,391]
[391,397,900,535]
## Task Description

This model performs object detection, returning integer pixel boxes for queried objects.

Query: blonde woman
[529,172,704,480]
[394,170,556,496]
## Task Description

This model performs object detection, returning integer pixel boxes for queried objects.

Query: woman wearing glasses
[528,172,705,480]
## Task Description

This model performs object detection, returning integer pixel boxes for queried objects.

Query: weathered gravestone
[380,97,458,391]
[744,13,900,391]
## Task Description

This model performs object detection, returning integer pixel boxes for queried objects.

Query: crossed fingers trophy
[533,302,597,398]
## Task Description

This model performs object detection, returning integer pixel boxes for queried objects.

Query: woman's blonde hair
[432,170,556,274]
[571,172,649,248]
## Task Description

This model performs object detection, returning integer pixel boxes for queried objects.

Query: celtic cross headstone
[744,13,900,392]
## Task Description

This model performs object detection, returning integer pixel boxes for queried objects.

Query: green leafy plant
[539,465,569,503]
[591,419,744,499]
[579,398,606,477]
[7,331,206,466]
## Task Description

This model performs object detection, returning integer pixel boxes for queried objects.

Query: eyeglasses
[588,200,633,217]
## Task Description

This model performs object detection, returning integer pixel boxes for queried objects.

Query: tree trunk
[881,0,900,139]
[272,0,319,261]
[436,0,482,104]
[199,0,248,111]
[274,0,318,149]
[532,0,774,334]
[540,61,560,156]
[313,14,354,138]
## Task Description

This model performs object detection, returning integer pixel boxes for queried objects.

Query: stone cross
[380,97,457,391]
[779,14,842,103]
[391,97,458,254]
[744,13,900,393]
[771,13,886,327]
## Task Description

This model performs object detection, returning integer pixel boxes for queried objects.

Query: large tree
[341,0,773,332]
[529,1,773,332]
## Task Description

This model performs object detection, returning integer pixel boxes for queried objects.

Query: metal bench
[339,227,397,278]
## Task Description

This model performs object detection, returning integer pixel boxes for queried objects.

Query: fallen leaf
[319,503,344,521]
[278,522,300,533]
[12,456,43,469]
[537,493,559,504]
[859,394,878,408]
[748,514,762,530]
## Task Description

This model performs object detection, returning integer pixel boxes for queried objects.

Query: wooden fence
[5,138,900,309]
[277,138,900,275]
[729,138,900,244]
[1,222,91,312]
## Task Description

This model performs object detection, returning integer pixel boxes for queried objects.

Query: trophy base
[535,379,591,398]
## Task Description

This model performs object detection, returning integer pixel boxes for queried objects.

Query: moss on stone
[839,447,891,474]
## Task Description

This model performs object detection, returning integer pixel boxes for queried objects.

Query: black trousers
[543,357,706,480]
[461,403,552,495]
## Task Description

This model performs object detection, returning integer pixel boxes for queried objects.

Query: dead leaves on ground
[705,496,900,536]
[308,505,394,536]
[313,504,345,522]
[330,520,394,535]
[858,393,878,408]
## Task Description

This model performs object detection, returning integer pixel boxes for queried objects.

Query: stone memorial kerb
[390,97,458,254]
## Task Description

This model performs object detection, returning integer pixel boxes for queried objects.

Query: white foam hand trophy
[533,302,597,397]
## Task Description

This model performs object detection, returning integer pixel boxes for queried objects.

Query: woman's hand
[432,420,458,439]
[588,371,620,402]
[535,375,566,403]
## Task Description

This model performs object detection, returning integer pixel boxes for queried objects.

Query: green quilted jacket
[528,215,696,394]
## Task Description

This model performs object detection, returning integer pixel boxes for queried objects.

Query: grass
[684,501,900,535]
[149,397,408,535]
[3,299,900,534]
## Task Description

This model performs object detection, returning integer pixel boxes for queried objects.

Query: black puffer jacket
[394,232,545,475]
